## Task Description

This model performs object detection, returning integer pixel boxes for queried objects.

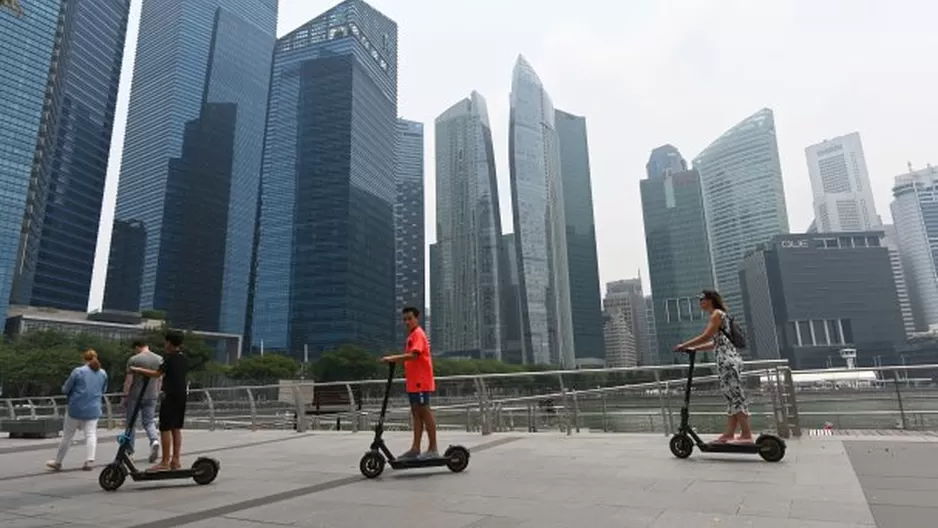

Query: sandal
[711,435,734,444]
[147,463,170,472]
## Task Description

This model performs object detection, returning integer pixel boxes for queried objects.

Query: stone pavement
[0,429,935,527]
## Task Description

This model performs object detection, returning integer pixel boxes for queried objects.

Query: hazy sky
[88,0,938,311]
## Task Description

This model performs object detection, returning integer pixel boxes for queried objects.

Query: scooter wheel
[359,451,385,479]
[444,446,470,473]
[669,434,694,459]
[99,463,126,492]
[192,457,220,485]
[758,436,786,462]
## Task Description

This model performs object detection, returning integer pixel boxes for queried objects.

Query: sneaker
[419,450,440,460]
[148,441,160,463]
[45,461,62,471]
[397,449,419,460]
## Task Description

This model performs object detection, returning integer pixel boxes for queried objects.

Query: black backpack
[720,313,747,349]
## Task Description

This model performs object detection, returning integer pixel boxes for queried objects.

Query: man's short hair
[402,306,420,318]
[164,331,184,347]
[131,340,146,349]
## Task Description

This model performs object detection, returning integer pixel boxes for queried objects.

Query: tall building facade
[643,296,659,365]
[508,55,574,367]
[740,232,905,369]
[251,0,398,358]
[555,109,604,362]
[433,93,504,359]
[693,108,789,323]
[603,279,645,367]
[500,233,523,364]
[890,165,938,331]
[394,118,424,345]
[641,146,714,364]
[806,133,881,233]
[0,0,129,321]
[646,144,685,181]
[104,0,277,336]
[883,224,916,337]
[428,242,442,347]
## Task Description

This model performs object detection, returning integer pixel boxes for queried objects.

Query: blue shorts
[408,392,431,406]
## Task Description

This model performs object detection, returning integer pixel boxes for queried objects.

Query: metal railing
[3,361,937,438]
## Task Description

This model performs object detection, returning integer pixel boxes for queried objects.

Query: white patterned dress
[712,310,749,416]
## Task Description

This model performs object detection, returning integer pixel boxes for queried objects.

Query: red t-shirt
[404,326,435,393]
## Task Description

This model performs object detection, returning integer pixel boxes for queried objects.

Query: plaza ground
[1,429,936,527]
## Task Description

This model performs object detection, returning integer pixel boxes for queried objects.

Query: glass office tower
[508,55,574,367]
[104,0,277,335]
[1,0,130,320]
[555,109,604,363]
[394,118,425,345]
[434,92,504,359]
[693,109,789,321]
[251,0,398,357]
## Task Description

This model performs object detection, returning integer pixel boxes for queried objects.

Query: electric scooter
[669,350,786,462]
[358,362,470,478]
[98,377,220,491]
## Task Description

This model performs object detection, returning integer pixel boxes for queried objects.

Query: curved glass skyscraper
[693,108,789,320]
[509,56,574,366]
[433,92,504,359]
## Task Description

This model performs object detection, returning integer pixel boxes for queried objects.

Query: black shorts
[158,393,187,431]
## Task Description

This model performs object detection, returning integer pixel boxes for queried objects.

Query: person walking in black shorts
[130,331,188,471]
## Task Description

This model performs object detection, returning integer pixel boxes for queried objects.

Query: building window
[789,318,851,347]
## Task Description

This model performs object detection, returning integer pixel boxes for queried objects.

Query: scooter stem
[377,362,395,426]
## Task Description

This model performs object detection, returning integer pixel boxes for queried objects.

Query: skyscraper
[428,242,442,346]
[806,132,881,232]
[251,0,398,358]
[693,108,789,323]
[500,233,523,364]
[646,144,685,181]
[890,165,938,331]
[0,0,130,321]
[104,0,277,336]
[509,55,574,367]
[883,224,915,337]
[603,279,644,368]
[433,92,504,359]
[641,145,714,364]
[394,119,425,345]
[555,109,604,363]
[643,296,659,365]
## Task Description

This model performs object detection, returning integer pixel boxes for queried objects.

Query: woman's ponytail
[84,349,101,371]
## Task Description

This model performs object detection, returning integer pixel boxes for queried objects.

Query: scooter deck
[130,468,196,481]
[389,457,449,469]
[699,442,760,454]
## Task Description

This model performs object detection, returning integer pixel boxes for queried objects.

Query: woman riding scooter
[675,290,753,444]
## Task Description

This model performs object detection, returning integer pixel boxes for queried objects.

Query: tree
[229,354,299,382]
[312,345,380,382]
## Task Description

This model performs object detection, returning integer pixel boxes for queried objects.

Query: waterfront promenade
[1,430,935,527]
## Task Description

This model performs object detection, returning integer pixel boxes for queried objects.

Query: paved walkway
[0,429,935,527]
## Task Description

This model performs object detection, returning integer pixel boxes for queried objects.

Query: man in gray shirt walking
[123,340,163,462]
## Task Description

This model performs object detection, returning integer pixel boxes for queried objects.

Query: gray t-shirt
[127,350,163,400]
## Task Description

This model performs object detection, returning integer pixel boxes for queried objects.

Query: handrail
[6,360,938,406]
